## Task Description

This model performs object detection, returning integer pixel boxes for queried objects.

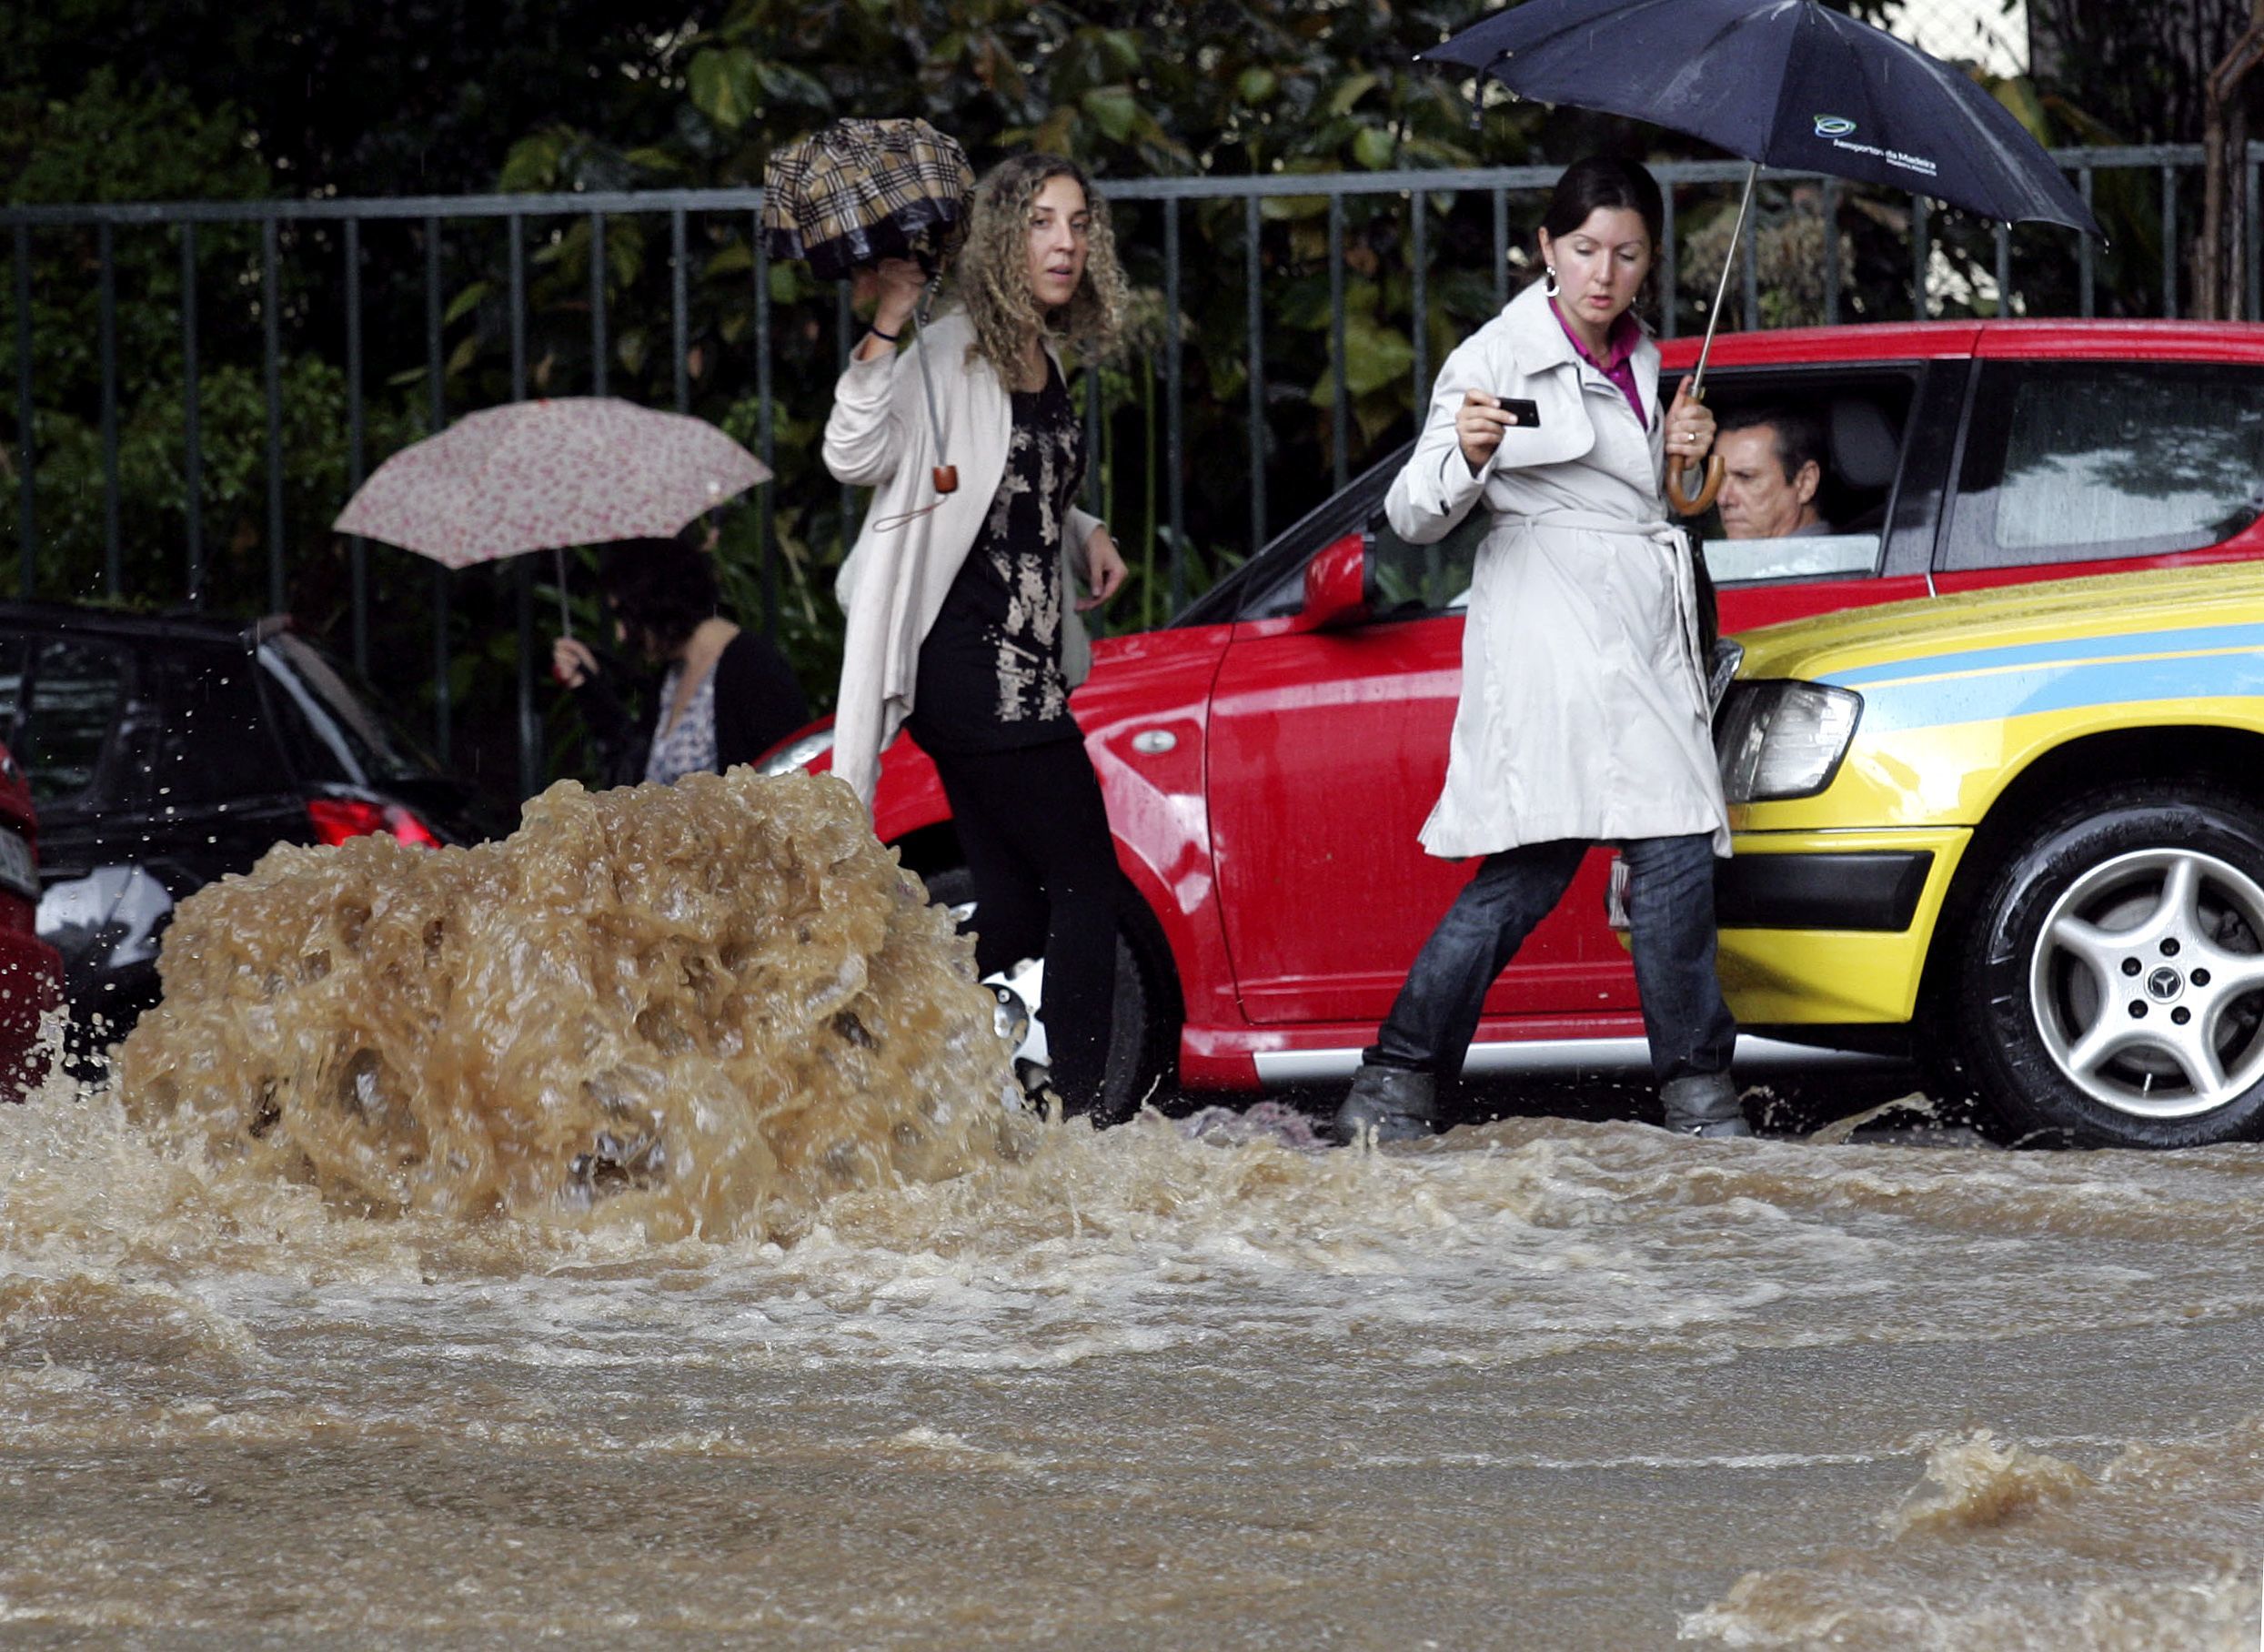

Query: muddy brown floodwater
[3,771,2263,1648]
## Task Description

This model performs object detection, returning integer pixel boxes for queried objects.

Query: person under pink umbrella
[551,535,807,789]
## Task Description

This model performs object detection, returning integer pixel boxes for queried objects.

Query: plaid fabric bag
[761,118,974,280]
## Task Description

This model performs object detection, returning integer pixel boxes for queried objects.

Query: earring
[1544,265,1559,297]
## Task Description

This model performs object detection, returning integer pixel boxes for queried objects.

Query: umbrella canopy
[761,117,975,281]
[333,398,770,570]
[1424,0,2099,513]
[1422,0,2099,237]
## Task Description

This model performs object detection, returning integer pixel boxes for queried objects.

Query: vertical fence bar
[1328,194,1347,491]
[2079,170,2095,318]
[836,283,854,559]
[752,211,776,642]
[1493,186,1510,312]
[262,218,286,614]
[1994,220,2011,317]
[588,211,608,395]
[345,219,366,670]
[1912,195,1929,319]
[1660,183,1676,337]
[426,217,450,764]
[14,227,33,599]
[97,222,119,598]
[2162,163,2177,318]
[1741,181,1759,330]
[1245,194,1265,559]
[670,206,689,413]
[1411,191,1430,405]
[1820,179,1839,326]
[2248,151,2260,322]
[1164,199,1185,613]
[180,224,202,608]
[509,215,536,800]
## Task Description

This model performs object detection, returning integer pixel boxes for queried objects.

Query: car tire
[920,866,1179,1124]
[1952,782,2264,1147]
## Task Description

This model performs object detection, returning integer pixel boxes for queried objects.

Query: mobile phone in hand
[1496,396,1541,428]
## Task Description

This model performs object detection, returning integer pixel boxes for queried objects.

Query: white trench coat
[1384,278,1731,861]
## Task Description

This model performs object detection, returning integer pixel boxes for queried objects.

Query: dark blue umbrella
[1421,0,2100,507]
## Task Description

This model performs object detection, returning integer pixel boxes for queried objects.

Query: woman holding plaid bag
[825,153,1133,1122]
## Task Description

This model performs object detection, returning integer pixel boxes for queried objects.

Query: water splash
[111,771,1030,1240]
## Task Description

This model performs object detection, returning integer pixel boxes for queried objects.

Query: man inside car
[1715,404,1834,540]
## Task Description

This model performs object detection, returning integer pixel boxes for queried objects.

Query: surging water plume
[113,771,1028,1239]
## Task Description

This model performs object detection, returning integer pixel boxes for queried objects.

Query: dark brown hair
[1540,156,1665,251]
[595,538,719,659]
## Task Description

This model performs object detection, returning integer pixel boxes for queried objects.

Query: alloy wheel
[2028,847,2264,1118]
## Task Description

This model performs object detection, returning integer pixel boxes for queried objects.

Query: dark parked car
[0,605,496,1053]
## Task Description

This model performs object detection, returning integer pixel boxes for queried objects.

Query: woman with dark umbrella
[1333,156,1746,1145]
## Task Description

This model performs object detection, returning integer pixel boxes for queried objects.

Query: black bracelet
[867,323,901,343]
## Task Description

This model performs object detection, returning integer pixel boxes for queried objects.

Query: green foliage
[0,3,2162,812]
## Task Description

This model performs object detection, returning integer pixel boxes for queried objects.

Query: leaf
[1082,85,1139,143]
[442,279,489,327]
[1326,73,1379,116]
[1352,126,1395,171]
[1237,67,1278,105]
[688,46,760,130]
[446,332,481,378]
[1336,313,1413,398]
[706,242,754,278]
[498,132,563,193]
[750,60,833,110]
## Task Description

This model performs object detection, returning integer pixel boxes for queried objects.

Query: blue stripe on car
[1844,645,2264,734]
[1829,622,2264,688]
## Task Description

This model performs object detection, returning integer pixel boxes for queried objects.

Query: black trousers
[930,738,1120,1110]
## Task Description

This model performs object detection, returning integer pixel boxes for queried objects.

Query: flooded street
[4,776,2264,1647]
[9,1090,2264,1647]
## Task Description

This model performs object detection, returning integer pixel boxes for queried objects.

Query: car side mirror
[1288,533,1370,633]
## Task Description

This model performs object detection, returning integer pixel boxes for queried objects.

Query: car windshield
[260,632,438,785]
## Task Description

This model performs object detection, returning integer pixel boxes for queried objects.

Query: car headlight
[1715,680,1862,803]
[757,729,835,777]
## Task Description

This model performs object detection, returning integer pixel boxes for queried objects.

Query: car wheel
[1955,783,2264,1147]
[920,866,1178,1123]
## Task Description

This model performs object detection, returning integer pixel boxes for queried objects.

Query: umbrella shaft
[1690,161,1760,404]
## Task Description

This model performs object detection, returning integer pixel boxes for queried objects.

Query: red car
[761,319,2264,1111]
[0,736,66,1093]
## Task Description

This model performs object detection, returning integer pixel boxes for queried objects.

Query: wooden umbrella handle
[1667,452,1725,516]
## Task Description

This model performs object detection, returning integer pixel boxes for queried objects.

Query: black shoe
[1332,1063,1439,1145]
[1659,1073,1751,1138]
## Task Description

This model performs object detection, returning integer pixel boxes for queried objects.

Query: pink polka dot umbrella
[333,397,771,629]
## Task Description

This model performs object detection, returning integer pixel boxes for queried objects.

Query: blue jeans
[1365,835,1737,1085]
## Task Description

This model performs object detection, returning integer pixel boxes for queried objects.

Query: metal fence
[2,141,2256,797]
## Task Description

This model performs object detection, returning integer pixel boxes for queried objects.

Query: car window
[1945,362,2264,570]
[261,633,439,787]
[1367,505,1492,617]
[0,635,28,743]
[1703,532,1881,585]
[153,648,285,807]
[20,640,126,808]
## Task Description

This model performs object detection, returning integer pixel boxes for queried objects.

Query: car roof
[0,600,273,650]
[1662,317,2264,370]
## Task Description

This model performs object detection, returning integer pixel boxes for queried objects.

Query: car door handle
[1130,730,1176,755]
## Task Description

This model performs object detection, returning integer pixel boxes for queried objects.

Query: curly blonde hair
[953,154,1128,384]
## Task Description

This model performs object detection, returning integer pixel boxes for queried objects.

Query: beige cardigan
[823,308,1103,805]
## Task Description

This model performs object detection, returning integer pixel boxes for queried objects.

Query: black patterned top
[908,358,1086,754]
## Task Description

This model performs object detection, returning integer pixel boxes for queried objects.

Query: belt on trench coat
[1487,509,1712,715]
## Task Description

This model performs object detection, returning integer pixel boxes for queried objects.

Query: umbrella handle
[910,273,959,495]
[1667,453,1725,516]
